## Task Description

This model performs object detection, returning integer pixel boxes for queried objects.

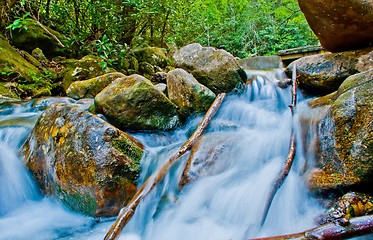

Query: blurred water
[0,100,93,240]
[0,71,326,240]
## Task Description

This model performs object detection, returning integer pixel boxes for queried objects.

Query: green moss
[0,83,19,99]
[58,187,97,216]
[0,35,41,82]
[11,20,67,58]
[112,135,143,172]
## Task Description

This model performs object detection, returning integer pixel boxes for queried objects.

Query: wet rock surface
[167,68,216,119]
[94,74,180,131]
[66,72,125,99]
[298,0,373,52]
[318,192,373,226]
[308,69,373,193]
[173,43,246,94]
[21,102,144,217]
[286,48,373,96]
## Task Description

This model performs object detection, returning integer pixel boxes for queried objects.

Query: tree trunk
[160,11,170,48]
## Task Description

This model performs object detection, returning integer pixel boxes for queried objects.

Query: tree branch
[31,15,65,48]
[260,64,297,226]
[104,93,227,240]
[250,214,373,240]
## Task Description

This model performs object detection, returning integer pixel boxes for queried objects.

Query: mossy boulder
[32,48,49,63]
[167,68,216,119]
[94,74,180,131]
[173,43,246,94]
[132,47,169,68]
[0,34,54,98]
[11,19,67,58]
[19,50,43,68]
[66,72,125,99]
[0,34,40,81]
[59,55,115,92]
[308,69,373,193]
[139,62,155,78]
[286,47,373,96]
[21,102,144,217]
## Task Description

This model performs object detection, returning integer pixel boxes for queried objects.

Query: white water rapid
[0,70,326,240]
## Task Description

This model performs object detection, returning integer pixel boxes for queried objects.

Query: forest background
[1,0,318,64]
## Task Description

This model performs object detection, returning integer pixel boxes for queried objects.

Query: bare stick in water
[250,214,373,240]
[104,93,226,240]
[260,64,297,226]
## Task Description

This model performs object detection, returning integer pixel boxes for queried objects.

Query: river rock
[152,72,168,84]
[308,69,373,193]
[31,48,49,63]
[173,43,246,94]
[167,68,216,119]
[59,55,115,91]
[132,46,169,68]
[66,72,125,99]
[94,74,180,131]
[317,192,373,225]
[21,103,144,217]
[286,48,373,96]
[298,0,373,52]
[238,56,283,70]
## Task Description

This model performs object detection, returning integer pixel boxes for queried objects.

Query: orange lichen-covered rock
[21,102,143,217]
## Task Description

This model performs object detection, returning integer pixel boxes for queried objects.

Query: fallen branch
[260,64,297,226]
[17,6,66,48]
[32,17,65,48]
[250,214,373,240]
[104,93,226,240]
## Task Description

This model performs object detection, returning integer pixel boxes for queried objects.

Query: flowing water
[0,70,325,240]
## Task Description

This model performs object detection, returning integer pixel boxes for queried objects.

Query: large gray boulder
[94,74,180,131]
[21,103,144,217]
[167,68,216,119]
[308,69,373,193]
[298,0,373,52]
[173,43,246,94]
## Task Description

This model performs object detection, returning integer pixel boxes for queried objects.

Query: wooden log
[104,93,226,240]
[260,64,297,226]
[250,214,373,240]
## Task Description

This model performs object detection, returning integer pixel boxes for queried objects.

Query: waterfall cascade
[0,70,325,240]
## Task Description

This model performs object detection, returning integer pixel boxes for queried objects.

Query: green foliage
[95,35,131,70]
[7,0,318,59]
[1,66,14,77]
[6,12,31,32]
